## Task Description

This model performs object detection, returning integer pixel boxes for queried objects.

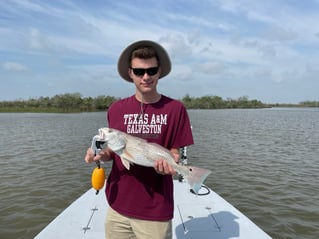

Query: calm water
[0,109,318,239]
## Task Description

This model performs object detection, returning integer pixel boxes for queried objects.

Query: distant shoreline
[0,93,318,113]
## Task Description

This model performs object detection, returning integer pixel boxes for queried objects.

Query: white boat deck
[35,180,272,239]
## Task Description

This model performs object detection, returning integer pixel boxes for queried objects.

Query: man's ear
[158,66,162,76]
[128,68,133,79]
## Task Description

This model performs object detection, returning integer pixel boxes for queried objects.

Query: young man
[85,40,193,239]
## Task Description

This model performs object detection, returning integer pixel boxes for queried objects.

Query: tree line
[0,93,318,113]
[0,93,119,112]
[182,95,267,109]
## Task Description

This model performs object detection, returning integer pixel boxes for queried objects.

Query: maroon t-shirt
[105,95,193,221]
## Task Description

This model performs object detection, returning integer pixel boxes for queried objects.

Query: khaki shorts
[105,207,172,239]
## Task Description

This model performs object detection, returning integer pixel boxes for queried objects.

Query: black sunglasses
[131,67,159,76]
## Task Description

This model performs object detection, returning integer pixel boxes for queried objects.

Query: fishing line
[139,94,145,120]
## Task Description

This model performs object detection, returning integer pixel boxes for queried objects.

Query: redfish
[96,127,211,194]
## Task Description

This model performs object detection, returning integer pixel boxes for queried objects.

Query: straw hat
[117,40,171,82]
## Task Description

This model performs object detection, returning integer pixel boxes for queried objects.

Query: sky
[1,0,319,103]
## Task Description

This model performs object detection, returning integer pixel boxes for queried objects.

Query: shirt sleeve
[171,103,194,148]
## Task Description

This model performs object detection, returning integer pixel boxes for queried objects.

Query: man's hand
[84,148,113,163]
[154,159,176,175]
[154,148,180,175]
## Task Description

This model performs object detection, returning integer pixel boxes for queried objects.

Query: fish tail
[184,166,211,194]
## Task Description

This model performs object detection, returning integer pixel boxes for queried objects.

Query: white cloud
[263,26,298,42]
[171,64,193,82]
[159,34,193,61]
[28,28,53,51]
[2,62,29,72]
[0,0,318,103]
[197,62,226,75]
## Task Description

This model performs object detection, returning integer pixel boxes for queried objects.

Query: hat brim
[117,40,171,82]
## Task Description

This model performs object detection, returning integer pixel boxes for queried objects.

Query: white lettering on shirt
[123,113,167,136]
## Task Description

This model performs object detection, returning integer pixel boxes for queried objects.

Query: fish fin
[111,135,127,152]
[120,149,134,170]
[184,166,211,194]
[120,157,131,170]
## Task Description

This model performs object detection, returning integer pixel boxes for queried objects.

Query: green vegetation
[0,93,119,113]
[182,95,267,109]
[299,101,319,107]
[0,93,318,113]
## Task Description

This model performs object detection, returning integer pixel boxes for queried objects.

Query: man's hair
[129,46,160,67]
